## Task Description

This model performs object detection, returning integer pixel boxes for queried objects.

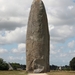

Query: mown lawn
[0,70,27,75]
[0,70,75,75]
[48,71,75,75]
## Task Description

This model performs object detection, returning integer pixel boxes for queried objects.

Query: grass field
[0,70,75,75]
[0,70,27,75]
[48,71,75,75]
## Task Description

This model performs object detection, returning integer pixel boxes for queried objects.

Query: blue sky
[0,0,75,66]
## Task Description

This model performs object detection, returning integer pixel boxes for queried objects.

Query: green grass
[0,70,75,75]
[48,70,75,75]
[0,70,27,75]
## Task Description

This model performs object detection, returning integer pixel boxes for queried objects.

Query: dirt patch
[28,73,48,75]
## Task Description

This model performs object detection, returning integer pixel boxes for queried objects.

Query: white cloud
[0,48,8,54]
[49,24,54,31]
[51,25,75,43]
[50,44,56,54]
[0,26,26,45]
[7,56,25,64]
[0,0,75,44]
[67,51,75,60]
[8,56,24,60]
[60,53,67,57]
[12,43,26,53]
[68,6,74,10]
[45,0,75,44]
[68,40,75,48]
[5,27,26,43]
[0,0,30,31]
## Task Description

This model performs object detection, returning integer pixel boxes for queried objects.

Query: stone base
[28,73,48,75]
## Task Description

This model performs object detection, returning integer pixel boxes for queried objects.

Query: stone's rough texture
[26,0,50,73]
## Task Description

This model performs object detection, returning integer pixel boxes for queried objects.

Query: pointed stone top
[32,0,42,4]
[36,0,41,1]
[34,0,41,2]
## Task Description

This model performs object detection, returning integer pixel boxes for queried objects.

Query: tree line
[0,58,26,70]
[0,57,75,71]
[50,57,75,71]
[0,58,9,70]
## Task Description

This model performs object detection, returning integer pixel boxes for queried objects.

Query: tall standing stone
[26,0,50,73]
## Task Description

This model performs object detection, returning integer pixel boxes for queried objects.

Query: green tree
[10,63,21,70]
[70,57,75,70]
[0,58,3,64]
[0,58,9,70]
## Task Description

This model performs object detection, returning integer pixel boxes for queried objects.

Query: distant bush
[62,65,71,71]
[70,57,75,70]
[0,58,9,70]
[10,63,21,70]
[10,63,26,70]
[50,65,58,70]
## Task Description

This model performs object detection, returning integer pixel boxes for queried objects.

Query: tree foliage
[10,63,21,70]
[50,65,58,70]
[0,58,9,70]
[0,58,26,70]
[70,57,75,70]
